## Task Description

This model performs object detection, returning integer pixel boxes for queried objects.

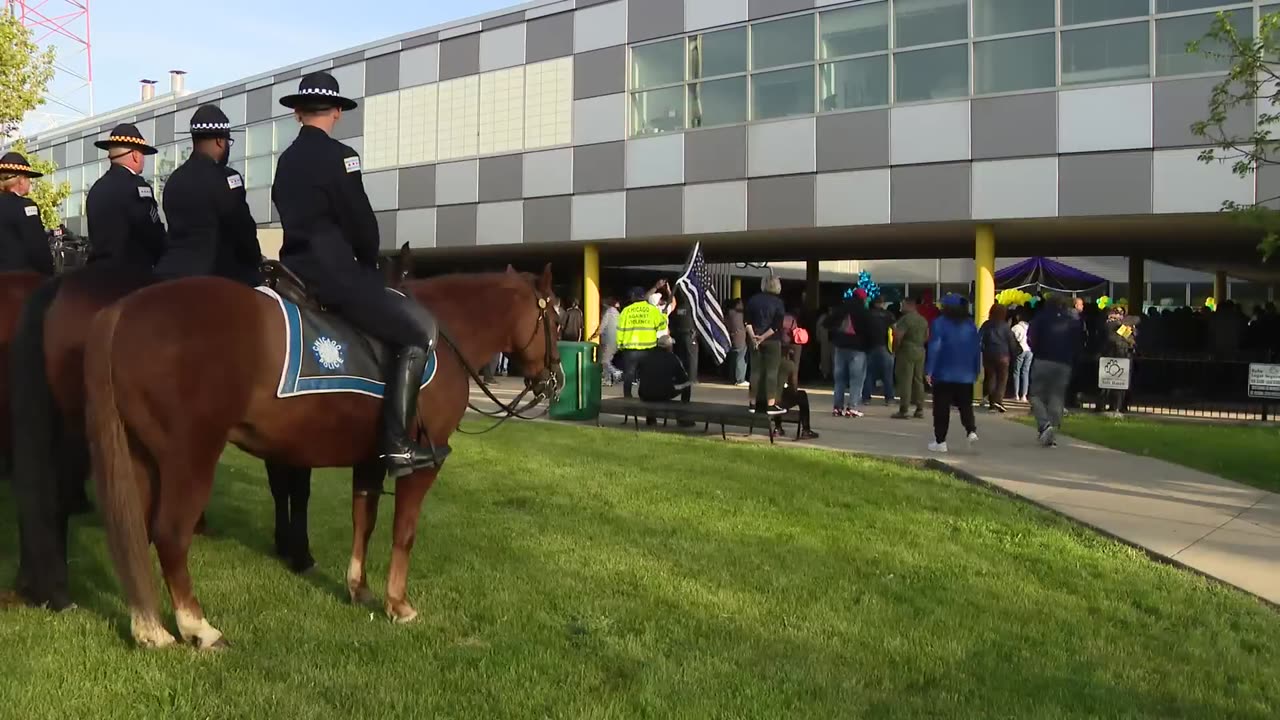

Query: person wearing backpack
[780,309,808,390]
[825,288,870,418]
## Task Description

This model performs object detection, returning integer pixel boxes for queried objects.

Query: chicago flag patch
[227,174,243,190]
[24,205,37,217]
[344,156,361,174]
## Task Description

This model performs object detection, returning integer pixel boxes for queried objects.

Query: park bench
[597,397,801,444]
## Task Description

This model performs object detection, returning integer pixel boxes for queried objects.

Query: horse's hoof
[349,586,375,607]
[199,636,231,652]
[193,519,209,536]
[134,626,178,649]
[386,601,418,624]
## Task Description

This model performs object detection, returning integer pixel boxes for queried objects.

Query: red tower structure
[7,0,93,133]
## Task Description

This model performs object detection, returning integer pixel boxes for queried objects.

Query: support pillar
[1214,271,1228,307]
[806,259,820,312]
[731,276,742,300]
[974,225,996,327]
[1128,256,1145,310]
[584,244,600,342]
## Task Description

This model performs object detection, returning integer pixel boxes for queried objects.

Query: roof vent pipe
[140,79,157,102]
[169,70,187,95]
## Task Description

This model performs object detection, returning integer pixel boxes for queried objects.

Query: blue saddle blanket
[256,287,438,399]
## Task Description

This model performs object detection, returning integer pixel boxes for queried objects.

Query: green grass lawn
[1019,413,1280,494]
[1,423,1277,719]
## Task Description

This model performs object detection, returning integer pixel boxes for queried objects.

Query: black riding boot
[379,346,449,477]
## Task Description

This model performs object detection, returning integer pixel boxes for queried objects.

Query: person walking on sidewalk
[979,304,1017,413]
[891,297,929,419]
[924,294,981,453]
[1028,294,1084,447]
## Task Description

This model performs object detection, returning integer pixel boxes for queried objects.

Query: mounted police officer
[0,151,55,274]
[85,123,166,270]
[271,71,446,477]
[155,105,262,285]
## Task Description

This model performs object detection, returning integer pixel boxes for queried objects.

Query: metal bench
[596,397,801,444]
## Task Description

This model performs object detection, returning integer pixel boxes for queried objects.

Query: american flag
[674,242,730,365]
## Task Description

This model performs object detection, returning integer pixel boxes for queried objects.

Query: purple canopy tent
[996,257,1107,294]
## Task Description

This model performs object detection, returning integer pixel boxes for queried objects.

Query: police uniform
[85,123,165,270]
[271,71,444,475]
[669,287,699,386]
[0,151,55,274]
[155,105,263,286]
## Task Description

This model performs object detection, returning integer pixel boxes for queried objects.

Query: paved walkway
[468,380,1279,605]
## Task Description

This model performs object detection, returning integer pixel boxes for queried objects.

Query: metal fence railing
[1083,353,1278,422]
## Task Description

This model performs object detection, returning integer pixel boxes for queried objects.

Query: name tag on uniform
[138,186,153,199]
[227,174,243,190]
[344,156,361,174]
[24,205,38,217]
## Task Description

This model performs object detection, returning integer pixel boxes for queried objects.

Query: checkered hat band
[191,123,230,131]
[301,88,340,97]
[108,135,148,145]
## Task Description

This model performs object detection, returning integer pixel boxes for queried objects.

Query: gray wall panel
[891,163,972,223]
[154,113,175,146]
[526,12,575,62]
[627,186,684,237]
[1059,152,1153,216]
[332,106,364,140]
[1154,77,1253,148]
[747,175,815,230]
[816,110,889,171]
[971,92,1057,160]
[685,126,747,183]
[1260,163,1280,210]
[436,204,478,247]
[524,195,573,243]
[399,164,437,208]
[574,141,626,193]
[630,0,685,42]
[479,154,524,202]
[439,34,481,80]
[246,86,272,124]
[365,53,401,96]
[376,210,398,250]
[749,0,813,20]
[574,46,626,100]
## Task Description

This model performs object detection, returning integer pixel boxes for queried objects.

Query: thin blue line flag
[674,242,730,365]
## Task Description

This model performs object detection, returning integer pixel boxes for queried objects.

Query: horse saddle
[261,260,325,311]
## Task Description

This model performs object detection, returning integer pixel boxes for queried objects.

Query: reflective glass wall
[629,0,1265,137]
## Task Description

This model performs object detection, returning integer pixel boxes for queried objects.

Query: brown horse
[0,271,45,466]
[86,266,561,648]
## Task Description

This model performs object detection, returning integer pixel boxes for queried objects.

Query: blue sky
[82,0,515,115]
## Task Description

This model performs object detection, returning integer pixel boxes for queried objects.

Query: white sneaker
[734,381,750,388]
[928,441,948,453]
[967,431,979,444]
[1038,425,1056,447]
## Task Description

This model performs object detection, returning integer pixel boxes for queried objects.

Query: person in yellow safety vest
[616,285,669,398]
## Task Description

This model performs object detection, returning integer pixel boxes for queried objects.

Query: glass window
[975,34,1056,94]
[894,0,968,48]
[245,154,274,189]
[631,39,685,89]
[274,116,299,152]
[400,83,439,164]
[1062,0,1150,26]
[751,66,815,120]
[525,57,572,149]
[820,3,889,58]
[752,15,815,70]
[894,44,969,102]
[820,55,890,110]
[974,0,1055,38]
[1158,0,1235,12]
[1062,23,1151,85]
[1156,13,1235,76]
[479,67,525,155]
[689,77,748,128]
[690,27,748,79]
[246,123,273,157]
[630,86,685,136]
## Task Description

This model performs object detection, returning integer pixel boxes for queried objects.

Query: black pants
[777,388,811,432]
[674,334,698,384]
[931,382,976,444]
[283,246,430,348]
[620,349,649,398]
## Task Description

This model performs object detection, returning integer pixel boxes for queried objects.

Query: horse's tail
[85,301,163,639]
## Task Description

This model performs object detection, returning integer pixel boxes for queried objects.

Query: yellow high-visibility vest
[616,301,667,350]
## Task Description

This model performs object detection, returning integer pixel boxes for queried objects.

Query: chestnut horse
[0,271,45,467]
[86,266,561,648]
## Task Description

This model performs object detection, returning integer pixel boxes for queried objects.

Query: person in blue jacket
[924,294,982,453]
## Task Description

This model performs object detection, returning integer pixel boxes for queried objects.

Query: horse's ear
[506,264,517,275]
[539,263,553,294]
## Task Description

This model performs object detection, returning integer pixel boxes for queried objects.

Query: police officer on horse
[272,71,446,476]
[0,151,55,274]
[155,105,262,285]
[85,123,165,270]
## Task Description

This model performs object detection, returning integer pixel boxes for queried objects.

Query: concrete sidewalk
[467,380,1279,605]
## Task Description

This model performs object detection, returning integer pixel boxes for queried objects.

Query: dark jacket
[825,299,870,351]
[637,350,689,401]
[745,292,785,344]
[726,307,747,350]
[980,319,1017,357]
[1101,318,1135,358]
[0,192,54,274]
[1028,307,1084,365]
[86,164,166,269]
[155,152,262,285]
[865,307,892,349]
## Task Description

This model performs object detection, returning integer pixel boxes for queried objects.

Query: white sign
[1248,363,1280,400]
[1098,357,1131,391]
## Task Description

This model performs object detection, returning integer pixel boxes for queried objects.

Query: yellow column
[1214,271,1228,306]
[974,225,996,327]
[584,244,600,342]
[731,276,742,300]
[806,259,821,311]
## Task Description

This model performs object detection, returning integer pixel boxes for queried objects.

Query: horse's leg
[154,451,225,649]
[384,468,437,623]
[347,459,383,607]
[266,460,292,558]
[286,467,314,573]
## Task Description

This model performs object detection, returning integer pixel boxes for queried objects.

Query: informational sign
[1248,363,1280,400]
[1098,357,1131,391]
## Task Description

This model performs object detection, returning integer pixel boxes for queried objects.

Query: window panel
[1156,13,1235,76]
[399,84,439,165]
[751,66,815,121]
[246,122,273,157]
[273,116,299,152]
[246,154,274,189]
[1062,0,1150,26]
[689,76,748,128]
[974,0,1055,38]
[525,57,573,149]
[975,34,1056,94]
[820,55,889,111]
[364,91,401,171]
[1062,22,1151,85]
[479,67,525,155]
[630,86,685,136]
[820,3,889,59]
[894,44,969,102]
[631,39,685,89]
[689,26,748,79]
[1157,0,1236,12]
[752,15,815,70]
[894,0,968,49]
[437,75,480,161]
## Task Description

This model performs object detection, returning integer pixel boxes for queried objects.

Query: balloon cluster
[996,289,1034,307]
[1205,297,1217,312]
[857,270,881,301]
[1097,295,1112,310]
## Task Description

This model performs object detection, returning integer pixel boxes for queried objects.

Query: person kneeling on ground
[772,356,820,440]
[638,335,695,427]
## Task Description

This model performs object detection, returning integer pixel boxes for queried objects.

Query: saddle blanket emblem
[256,286,437,399]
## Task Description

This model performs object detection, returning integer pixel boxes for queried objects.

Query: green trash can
[549,341,603,421]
